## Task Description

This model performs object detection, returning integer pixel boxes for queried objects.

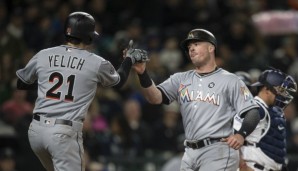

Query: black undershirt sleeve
[113,57,132,89]
[236,108,260,138]
[157,87,170,105]
[17,79,38,90]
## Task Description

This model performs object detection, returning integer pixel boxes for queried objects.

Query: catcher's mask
[251,69,297,109]
[64,11,99,45]
[180,29,217,55]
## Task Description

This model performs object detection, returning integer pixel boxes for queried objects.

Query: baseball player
[15,12,148,171]
[234,69,297,171]
[132,28,260,170]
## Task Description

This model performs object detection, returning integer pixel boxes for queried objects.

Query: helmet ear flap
[81,32,93,45]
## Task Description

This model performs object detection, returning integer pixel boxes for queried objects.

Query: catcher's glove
[125,40,149,64]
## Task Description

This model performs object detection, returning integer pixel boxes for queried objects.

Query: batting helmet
[64,12,99,45]
[234,71,252,86]
[180,29,217,54]
[251,69,297,108]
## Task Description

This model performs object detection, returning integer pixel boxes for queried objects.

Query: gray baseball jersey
[16,45,120,122]
[157,68,258,140]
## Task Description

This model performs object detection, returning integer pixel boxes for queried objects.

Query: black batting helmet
[251,69,297,108]
[64,12,99,45]
[181,29,217,54]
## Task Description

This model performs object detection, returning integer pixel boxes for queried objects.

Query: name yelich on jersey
[48,55,85,70]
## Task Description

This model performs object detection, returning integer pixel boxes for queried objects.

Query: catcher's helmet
[251,69,297,108]
[181,29,217,54]
[64,12,99,45]
[235,71,252,86]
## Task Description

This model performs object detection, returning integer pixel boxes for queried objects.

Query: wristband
[237,130,248,139]
[138,69,152,88]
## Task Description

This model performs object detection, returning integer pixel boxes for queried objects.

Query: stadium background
[0,0,298,170]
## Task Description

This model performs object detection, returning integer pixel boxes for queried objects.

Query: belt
[185,138,223,149]
[254,163,274,171]
[33,114,73,126]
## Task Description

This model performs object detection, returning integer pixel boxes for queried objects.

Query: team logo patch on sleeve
[178,83,190,92]
[240,86,252,101]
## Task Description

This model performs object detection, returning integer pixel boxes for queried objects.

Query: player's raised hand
[124,40,149,64]
[133,62,146,75]
[122,40,134,59]
[221,134,244,150]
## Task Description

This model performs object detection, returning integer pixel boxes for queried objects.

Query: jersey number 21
[46,72,75,102]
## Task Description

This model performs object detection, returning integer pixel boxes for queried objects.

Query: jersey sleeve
[157,73,181,103]
[16,54,38,84]
[97,60,120,87]
[230,78,258,117]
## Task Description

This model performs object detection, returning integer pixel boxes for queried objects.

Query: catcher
[234,69,297,171]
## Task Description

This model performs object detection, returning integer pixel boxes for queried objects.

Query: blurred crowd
[1,0,298,170]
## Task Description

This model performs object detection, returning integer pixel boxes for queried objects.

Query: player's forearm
[140,82,163,104]
[138,70,162,104]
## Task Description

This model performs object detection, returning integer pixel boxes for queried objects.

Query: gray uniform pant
[180,141,239,171]
[28,116,84,171]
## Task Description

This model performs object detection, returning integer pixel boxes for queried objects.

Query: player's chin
[192,60,205,68]
[190,57,198,63]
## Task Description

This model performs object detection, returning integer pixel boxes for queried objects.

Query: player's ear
[208,44,215,53]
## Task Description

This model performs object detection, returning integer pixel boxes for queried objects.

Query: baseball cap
[251,70,286,87]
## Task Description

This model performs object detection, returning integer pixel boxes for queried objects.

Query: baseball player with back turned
[132,28,261,171]
[234,69,297,171]
[15,12,148,171]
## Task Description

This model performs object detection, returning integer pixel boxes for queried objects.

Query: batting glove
[125,40,149,64]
